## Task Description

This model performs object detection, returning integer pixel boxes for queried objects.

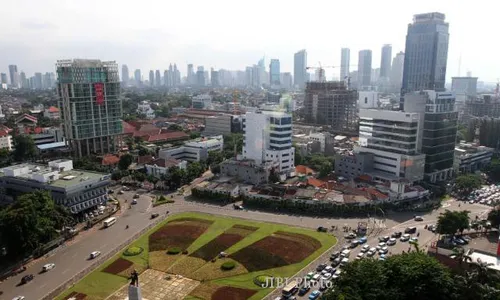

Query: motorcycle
[126,225,129,229]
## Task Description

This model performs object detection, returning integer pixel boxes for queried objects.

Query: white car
[376,242,386,250]
[366,250,375,257]
[90,251,101,259]
[379,246,389,254]
[321,273,332,280]
[12,297,25,300]
[42,263,55,272]
[360,244,370,252]
[414,216,423,221]
[387,238,397,246]
[356,252,364,260]
[400,234,411,242]
[324,266,333,273]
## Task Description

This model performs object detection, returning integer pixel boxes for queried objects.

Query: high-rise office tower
[173,64,180,86]
[252,65,261,87]
[196,66,205,86]
[121,65,129,84]
[242,111,295,176]
[280,72,293,89]
[340,48,350,80]
[155,70,161,87]
[34,73,43,90]
[8,65,19,88]
[357,50,372,88]
[404,90,457,183]
[245,67,253,86]
[164,70,170,87]
[134,69,141,84]
[187,64,194,85]
[390,52,405,89]
[258,57,266,85]
[401,12,449,109]
[42,72,52,89]
[211,68,220,87]
[149,70,154,86]
[19,72,27,89]
[56,59,122,157]
[0,73,7,84]
[380,44,392,79]
[294,49,307,89]
[269,59,280,86]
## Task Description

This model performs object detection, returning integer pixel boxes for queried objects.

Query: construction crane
[306,62,357,83]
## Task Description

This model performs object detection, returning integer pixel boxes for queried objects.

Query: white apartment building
[355,109,426,182]
[137,101,155,119]
[358,91,379,109]
[242,111,295,175]
[0,130,12,151]
[159,135,223,162]
[192,95,212,109]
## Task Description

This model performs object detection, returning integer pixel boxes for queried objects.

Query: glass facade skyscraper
[294,50,307,89]
[401,12,449,109]
[269,59,280,86]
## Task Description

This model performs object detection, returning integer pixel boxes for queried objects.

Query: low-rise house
[454,142,494,174]
[145,158,187,178]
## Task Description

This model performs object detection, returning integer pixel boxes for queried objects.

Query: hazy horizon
[1,0,498,82]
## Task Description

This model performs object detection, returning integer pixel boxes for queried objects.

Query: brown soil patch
[64,291,87,300]
[212,286,257,300]
[191,225,257,261]
[117,262,147,278]
[149,250,184,272]
[102,257,133,275]
[149,219,212,252]
[230,231,321,272]
[189,282,221,300]
[167,256,207,277]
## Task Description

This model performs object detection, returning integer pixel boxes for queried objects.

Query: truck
[282,279,298,298]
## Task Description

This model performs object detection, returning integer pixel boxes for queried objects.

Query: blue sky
[0,0,498,83]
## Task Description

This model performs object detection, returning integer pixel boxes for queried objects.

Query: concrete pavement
[0,192,490,300]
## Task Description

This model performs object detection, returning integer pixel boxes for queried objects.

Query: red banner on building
[94,83,104,105]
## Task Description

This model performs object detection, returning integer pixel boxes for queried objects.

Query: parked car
[344,232,356,239]
[118,190,124,194]
[404,227,417,234]
[20,274,34,284]
[317,226,328,232]
[391,231,402,238]
[330,251,340,259]
[133,193,140,198]
[414,216,424,221]
[233,204,244,210]
[356,252,364,260]
[316,264,327,272]
[360,244,370,252]
[42,263,55,272]
[331,257,341,266]
[358,237,367,244]
[378,236,390,242]
[400,234,411,242]
[89,251,101,259]
[131,199,138,205]
[409,237,419,244]
[379,246,389,254]
[387,238,397,246]
[350,240,359,248]
[305,272,315,280]
[366,249,376,257]
[151,213,159,219]
[309,290,321,300]
[12,297,25,300]
[298,286,310,296]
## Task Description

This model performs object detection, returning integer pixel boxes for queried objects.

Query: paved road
[0,191,490,300]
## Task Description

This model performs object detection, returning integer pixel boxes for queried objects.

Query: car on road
[316,264,327,272]
[306,272,315,280]
[233,204,244,210]
[414,216,424,221]
[118,190,124,194]
[409,237,419,244]
[356,252,364,260]
[151,213,159,219]
[311,274,321,282]
[376,242,386,250]
[20,274,34,284]
[12,297,25,300]
[317,226,328,232]
[133,193,140,198]
[344,232,356,239]
[131,199,138,205]
[330,251,340,260]
[427,224,437,233]
[321,273,332,280]
[387,238,397,246]
[89,251,101,259]
[358,237,367,244]
[379,254,387,261]
[360,244,370,252]
[340,257,349,266]
[42,263,55,272]
[331,257,341,267]
[309,290,321,300]
[323,266,334,273]
[405,227,417,234]
[400,234,411,242]
[391,231,402,238]
[298,286,311,296]
[350,240,359,248]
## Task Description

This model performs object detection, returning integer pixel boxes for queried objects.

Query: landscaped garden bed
[212,286,257,300]
[148,218,213,251]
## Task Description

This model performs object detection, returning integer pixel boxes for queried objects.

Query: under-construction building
[304,81,358,135]
[56,59,122,157]
[465,94,500,120]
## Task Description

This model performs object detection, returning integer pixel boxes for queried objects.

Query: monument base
[128,285,143,300]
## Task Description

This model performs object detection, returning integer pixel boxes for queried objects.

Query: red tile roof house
[122,120,189,144]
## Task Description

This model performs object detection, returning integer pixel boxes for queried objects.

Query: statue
[129,269,139,287]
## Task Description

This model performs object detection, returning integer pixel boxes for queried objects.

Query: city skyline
[0,1,498,82]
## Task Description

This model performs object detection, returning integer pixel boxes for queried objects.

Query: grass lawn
[56,212,337,300]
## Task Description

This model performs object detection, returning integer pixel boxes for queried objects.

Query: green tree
[190,132,201,139]
[268,168,280,183]
[454,174,482,196]
[450,247,472,269]
[186,162,204,182]
[487,208,500,228]
[12,135,37,161]
[323,252,457,300]
[223,133,243,158]
[0,191,70,259]
[437,210,470,236]
[118,154,134,171]
[168,124,183,131]
[294,150,303,165]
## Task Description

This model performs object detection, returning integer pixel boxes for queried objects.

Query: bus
[103,217,117,228]
[282,279,298,297]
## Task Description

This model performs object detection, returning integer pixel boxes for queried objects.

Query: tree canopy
[437,210,470,236]
[118,154,134,171]
[12,135,37,161]
[301,153,335,177]
[0,191,70,259]
[454,174,482,195]
[323,252,457,300]
[487,208,500,228]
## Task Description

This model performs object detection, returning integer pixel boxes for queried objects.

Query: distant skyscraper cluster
[0,64,55,90]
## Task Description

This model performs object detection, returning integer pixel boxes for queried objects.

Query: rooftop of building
[455,142,494,156]
[0,161,107,189]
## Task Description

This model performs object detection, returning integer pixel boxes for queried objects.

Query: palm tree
[474,258,497,284]
[450,247,472,269]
